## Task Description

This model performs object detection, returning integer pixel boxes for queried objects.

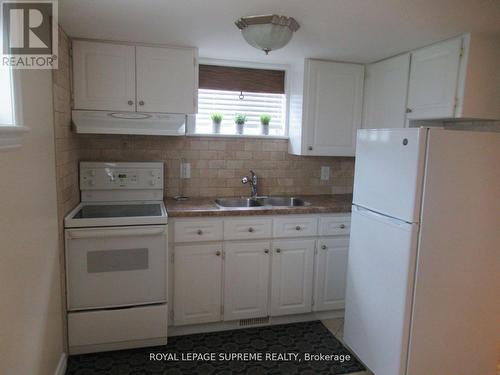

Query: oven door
[65,225,167,311]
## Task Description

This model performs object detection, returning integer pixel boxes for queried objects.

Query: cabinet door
[136,46,197,114]
[72,41,136,111]
[271,239,315,316]
[304,60,364,156]
[313,237,349,311]
[363,53,410,129]
[173,243,222,325]
[407,37,463,120]
[223,241,271,321]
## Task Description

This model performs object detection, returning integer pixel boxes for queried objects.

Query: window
[0,68,28,150]
[0,68,15,126]
[192,63,287,137]
[195,89,286,136]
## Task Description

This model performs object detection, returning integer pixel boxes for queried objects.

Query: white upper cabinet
[288,59,364,156]
[223,241,270,321]
[270,239,315,316]
[73,41,136,111]
[136,46,197,114]
[407,34,500,121]
[72,40,198,114]
[407,37,463,120]
[363,53,411,129]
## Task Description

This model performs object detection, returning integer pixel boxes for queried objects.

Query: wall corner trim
[54,353,67,375]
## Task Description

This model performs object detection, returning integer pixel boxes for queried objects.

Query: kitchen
[0,1,499,375]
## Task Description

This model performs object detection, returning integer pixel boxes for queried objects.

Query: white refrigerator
[344,128,500,375]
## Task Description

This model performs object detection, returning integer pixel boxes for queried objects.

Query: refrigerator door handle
[353,205,415,228]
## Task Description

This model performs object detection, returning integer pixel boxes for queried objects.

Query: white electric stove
[64,162,168,355]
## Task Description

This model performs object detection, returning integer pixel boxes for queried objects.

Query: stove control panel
[80,162,164,191]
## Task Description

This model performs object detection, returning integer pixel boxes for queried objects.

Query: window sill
[187,132,288,140]
[0,126,30,150]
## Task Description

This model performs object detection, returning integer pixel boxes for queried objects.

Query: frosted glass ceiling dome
[235,15,300,55]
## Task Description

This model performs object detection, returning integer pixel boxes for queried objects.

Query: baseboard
[169,310,345,337]
[69,337,168,355]
[54,352,67,375]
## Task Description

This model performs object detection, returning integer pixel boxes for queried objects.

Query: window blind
[199,65,285,94]
[195,89,286,135]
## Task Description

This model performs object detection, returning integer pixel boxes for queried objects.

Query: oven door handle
[67,227,166,239]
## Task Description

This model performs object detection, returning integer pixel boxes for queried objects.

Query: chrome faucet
[241,170,258,197]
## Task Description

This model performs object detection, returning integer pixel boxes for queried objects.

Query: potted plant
[260,114,271,135]
[234,113,246,135]
[211,112,223,133]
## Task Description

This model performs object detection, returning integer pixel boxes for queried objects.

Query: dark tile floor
[66,321,365,374]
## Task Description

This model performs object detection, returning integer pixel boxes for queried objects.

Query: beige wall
[0,70,64,374]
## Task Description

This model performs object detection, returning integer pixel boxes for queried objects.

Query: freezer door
[352,128,427,223]
[344,205,419,375]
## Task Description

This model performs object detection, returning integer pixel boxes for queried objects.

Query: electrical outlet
[320,166,330,181]
[180,162,191,179]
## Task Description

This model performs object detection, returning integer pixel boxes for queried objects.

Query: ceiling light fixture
[235,14,300,55]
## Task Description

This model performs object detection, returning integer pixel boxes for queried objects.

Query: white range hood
[72,110,186,136]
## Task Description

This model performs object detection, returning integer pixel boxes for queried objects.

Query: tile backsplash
[78,135,355,198]
[53,27,79,217]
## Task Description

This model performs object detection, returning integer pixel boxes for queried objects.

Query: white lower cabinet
[173,243,223,325]
[270,239,315,316]
[223,241,271,321]
[313,237,349,311]
[172,214,350,329]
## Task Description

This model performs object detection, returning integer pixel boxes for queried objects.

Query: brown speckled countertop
[165,194,352,217]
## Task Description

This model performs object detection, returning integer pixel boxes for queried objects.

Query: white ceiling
[59,0,500,64]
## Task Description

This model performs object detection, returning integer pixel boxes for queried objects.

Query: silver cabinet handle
[216,251,221,256]
[339,224,346,229]
[295,225,301,231]
[321,245,327,250]
[264,249,269,254]
[139,100,145,106]
[127,100,133,105]
[248,227,254,233]
[197,229,203,235]
[276,248,281,253]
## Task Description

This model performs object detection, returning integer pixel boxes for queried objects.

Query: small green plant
[234,113,246,125]
[260,114,271,125]
[210,112,223,124]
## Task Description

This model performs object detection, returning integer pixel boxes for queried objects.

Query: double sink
[215,196,311,209]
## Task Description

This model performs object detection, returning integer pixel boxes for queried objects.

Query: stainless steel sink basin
[215,196,310,208]
[215,198,263,208]
[260,197,310,207]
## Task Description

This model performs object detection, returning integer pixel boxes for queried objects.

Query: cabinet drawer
[174,219,223,243]
[68,304,167,349]
[273,216,318,238]
[319,215,351,236]
[224,217,272,240]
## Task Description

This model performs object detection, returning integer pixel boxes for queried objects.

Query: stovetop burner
[73,204,162,219]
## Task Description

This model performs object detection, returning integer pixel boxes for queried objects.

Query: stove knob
[150,180,156,186]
